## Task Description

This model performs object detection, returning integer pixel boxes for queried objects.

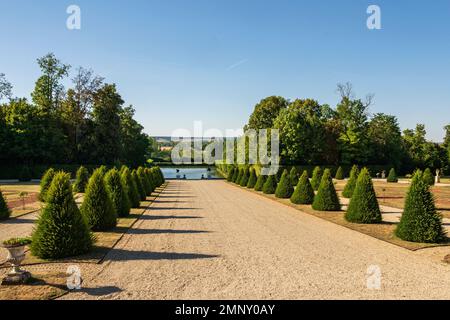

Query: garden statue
[435,169,441,184]
[381,170,386,179]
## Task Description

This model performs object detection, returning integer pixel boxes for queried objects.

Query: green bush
[0,189,10,220]
[312,169,340,211]
[31,172,93,259]
[342,165,359,198]
[275,169,293,199]
[386,168,398,183]
[231,168,239,183]
[145,168,155,194]
[150,168,161,188]
[122,167,140,208]
[137,167,151,195]
[97,165,108,177]
[247,168,257,188]
[239,168,250,187]
[39,168,56,202]
[422,168,435,186]
[227,168,236,182]
[81,169,117,231]
[263,175,277,194]
[290,170,315,205]
[73,166,90,193]
[132,169,146,201]
[395,170,445,243]
[335,166,344,180]
[311,166,322,191]
[290,167,299,186]
[235,168,243,184]
[105,169,131,218]
[345,168,382,223]
[254,174,266,191]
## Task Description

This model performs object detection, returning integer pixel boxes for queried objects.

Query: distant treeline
[243,84,450,175]
[0,54,156,177]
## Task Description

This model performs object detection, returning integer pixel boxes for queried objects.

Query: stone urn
[1,240,31,285]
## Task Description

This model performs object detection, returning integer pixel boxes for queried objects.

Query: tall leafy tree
[274,99,328,164]
[119,106,150,167]
[92,84,123,164]
[247,96,288,130]
[31,53,70,114]
[367,113,403,167]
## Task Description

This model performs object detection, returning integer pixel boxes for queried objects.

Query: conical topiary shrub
[39,168,56,202]
[386,168,398,183]
[240,168,250,187]
[231,168,239,183]
[312,169,341,211]
[235,168,243,184]
[335,166,344,180]
[31,172,93,259]
[132,170,146,201]
[227,168,235,182]
[81,169,117,231]
[275,169,294,199]
[97,165,108,177]
[247,168,257,188]
[342,165,359,198]
[311,166,323,191]
[73,166,90,193]
[423,168,435,186]
[150,168,161,189]
[345,168,382,224]
[105,169,131,218]
[122,167,140,208]
[290,167,299,186]
[145,168,155,194]
[290,170,315,205]
[395,171,445,243]
[254,174,266,192]
[137,167,151,196]
[263,174,277,194]
[0,189,10,220]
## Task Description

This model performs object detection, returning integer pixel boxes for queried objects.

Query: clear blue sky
[1,0,449,141]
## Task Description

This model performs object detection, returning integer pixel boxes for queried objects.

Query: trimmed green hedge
[275,169,293,199]
[290,170,315,205]
[31,172,93,259]
[395,170,445,243]
[312,169,340,211]
[345,168,382,224]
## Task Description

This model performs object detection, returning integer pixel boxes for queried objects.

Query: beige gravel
[54,180,450,300]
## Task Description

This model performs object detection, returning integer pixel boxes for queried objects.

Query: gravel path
[59,180,450,300]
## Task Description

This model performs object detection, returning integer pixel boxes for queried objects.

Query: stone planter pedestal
[1,244,31,285]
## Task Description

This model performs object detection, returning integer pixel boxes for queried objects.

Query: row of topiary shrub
[227,164,445,244]
[31,165,165,259]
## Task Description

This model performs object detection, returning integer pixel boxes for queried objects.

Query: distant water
[161,167,222,180]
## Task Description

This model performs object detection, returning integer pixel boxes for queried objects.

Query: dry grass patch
[231,183,450,251]
[0,272,68,300]
[5,184,168,267]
